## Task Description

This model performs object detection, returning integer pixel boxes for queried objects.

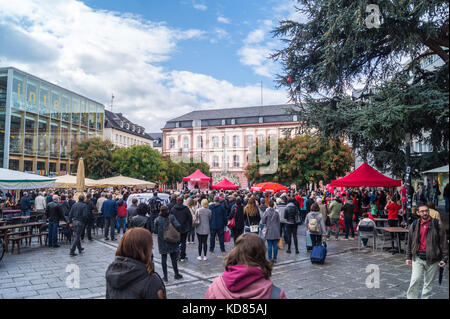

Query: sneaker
[197,256,202,261]
[70,252,77,256]
[273,260,277,263]
[295,251,300,254]
[174,274,183,280]
[79,247,85,253]
[162,277,168,283]
[105,237,110,241]
[53,245,60,248]
[179,259,185,262]
[343,238,349,240]
[203,256,207,261]
[286,250,291,254]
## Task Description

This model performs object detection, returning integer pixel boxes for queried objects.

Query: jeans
[425,191,430,203]
[104,217,116,239]
[21,209,30,217]
[445,197,449,214]
[70,221,84,254]
[280,223,288,243]
[161,252,179,279]
[188,226,196,243]
[210,228,225,252]
[267,239,278,261]
[407,258,440,299]
[310,234,322,246]
[178,232,188,260]
[116,217,127,234]
[48,222,59,247]
[285,224,299,252]
[300,210,307,224]
[433,193,439,206]
[327,218,340,238]
[197,234,208,256]
[344,218,354,238]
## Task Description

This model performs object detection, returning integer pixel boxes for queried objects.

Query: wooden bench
[10,232,49,254]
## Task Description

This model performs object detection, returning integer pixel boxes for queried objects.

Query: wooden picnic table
[0,222,47,253]
[378,227,409,254]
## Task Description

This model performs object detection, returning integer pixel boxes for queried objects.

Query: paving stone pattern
[0,224,448,299]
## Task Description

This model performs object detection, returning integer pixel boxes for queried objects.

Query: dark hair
[176,196,184,204]
[78,194,85,202]
[116,228,154,275]
[224,233,272,279]
[236,197,242,205]
[132,198,138,205]
[153,191,158,197]
[310,203,320,211]
[426,202,436,210]
[60,194,66,201]
[268,200,275,208]
[136,203,148,216]
[86,193,92,201]
[159,205,169,217]
[362,212,369,218]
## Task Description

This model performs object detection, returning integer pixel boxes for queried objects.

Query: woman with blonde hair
[244,197,261,234]
[106,227,166,299]
[195,199,211,260]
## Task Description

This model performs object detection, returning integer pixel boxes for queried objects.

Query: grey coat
[261,208,280,241]
[153,214,181,255]
[305,210,327,235]
[195,208,211,235]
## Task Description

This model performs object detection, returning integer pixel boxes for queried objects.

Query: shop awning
[0,168,56,190]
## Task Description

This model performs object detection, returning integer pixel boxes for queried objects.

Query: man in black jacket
[170,196,192,262]
[81,193,96,241]
[342,197,355,240]
[69,195,88,256]
[46,195,64,248]
[128,203,152,232]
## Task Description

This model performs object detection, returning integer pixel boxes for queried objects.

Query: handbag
[246,212,259,233]
[164,221,180,244]
[277,238,284,250]
[224,229,231,242]
[193,209,200,226]
[227,207,237,228]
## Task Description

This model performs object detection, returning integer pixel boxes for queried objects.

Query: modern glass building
[0,67,105,176]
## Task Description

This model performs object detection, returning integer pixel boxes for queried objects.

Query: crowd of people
[0,182,448,299]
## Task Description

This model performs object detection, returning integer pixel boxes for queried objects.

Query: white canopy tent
[0,168,56,190]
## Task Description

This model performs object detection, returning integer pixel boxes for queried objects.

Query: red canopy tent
[250,182,289,193]
[211,178,239,190]
[182,169,211,191]
[330,162,401,187]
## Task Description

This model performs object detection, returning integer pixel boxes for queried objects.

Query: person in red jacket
[385,196,402,253]
[116,197,128,234]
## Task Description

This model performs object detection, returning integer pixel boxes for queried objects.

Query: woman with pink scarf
[205,233,287,299]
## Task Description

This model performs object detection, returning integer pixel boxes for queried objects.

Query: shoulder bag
[164,219,180,244]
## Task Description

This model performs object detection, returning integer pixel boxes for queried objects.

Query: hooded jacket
[105,256,166,299]
[328,199,343,219]
[209,202,228,230]
[170,203,192,234]
[205,265,286,299]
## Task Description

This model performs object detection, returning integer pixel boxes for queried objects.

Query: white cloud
[217,16,230,24]
[193,3,207,11]
[0,0,287,132]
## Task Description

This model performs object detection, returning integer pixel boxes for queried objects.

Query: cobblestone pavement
[0,224,448,299]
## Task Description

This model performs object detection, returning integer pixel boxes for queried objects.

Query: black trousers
[178,232,188,259]
[232,228,244,244]
[285,224,299,251]
[197,234,208,256]
[81,221,93,240]
[310,234,322,247]
[70,221,84,253]
[388,219,398,247]
[161,252,179,278]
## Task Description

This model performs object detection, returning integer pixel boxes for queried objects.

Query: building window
[197,136,203,149]
[233,155,239,167]
[175,122,179,128]
[231,119,235,125]
[233,135,239,148]
[257,135,265,143]
[213,156,219,168]
[224,136,229,147]
[293,115,298,121]
[259,117,263,123]
[120,121,124,128]
[169,138,175,149]
[132,125,135,132]
[213,136,219,148]
[183,137,189,149]
[247,135,254,147]
[221,119,226,125]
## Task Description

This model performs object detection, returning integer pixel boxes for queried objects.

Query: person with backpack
[153,206,183,283]
[261,200,280,263]
[106,227,166,299]
[170,196,193,262]
[205,233,287,299]
[342,196,355,240]
[406,204,448,299]
[149,192,162,233]
[305,203,326,247]
[356,212,376,248]
[128,203,152,232]
[229,197,245,244]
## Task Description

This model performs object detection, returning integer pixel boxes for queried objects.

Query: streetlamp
[405,133,412,225]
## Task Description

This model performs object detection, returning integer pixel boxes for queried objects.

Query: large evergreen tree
[271,0,449,177]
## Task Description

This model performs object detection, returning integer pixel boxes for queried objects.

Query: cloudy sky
[0,0,306,132]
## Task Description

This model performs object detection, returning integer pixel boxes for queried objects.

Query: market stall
[182,170,211,191]
[211,178,239,190]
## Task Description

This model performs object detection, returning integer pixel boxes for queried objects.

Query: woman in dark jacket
[81,193,96,241]
[229,197,245,244]
[153,206,183,283]
[105,228,166,299]
[243,197,261,234]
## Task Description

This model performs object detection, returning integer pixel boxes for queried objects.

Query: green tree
[70,137,116,179]
[246,135,354,186]
[271,0,449,177]
[112,145,164,183]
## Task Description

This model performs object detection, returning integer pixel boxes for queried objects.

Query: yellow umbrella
[54,174,98,188]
